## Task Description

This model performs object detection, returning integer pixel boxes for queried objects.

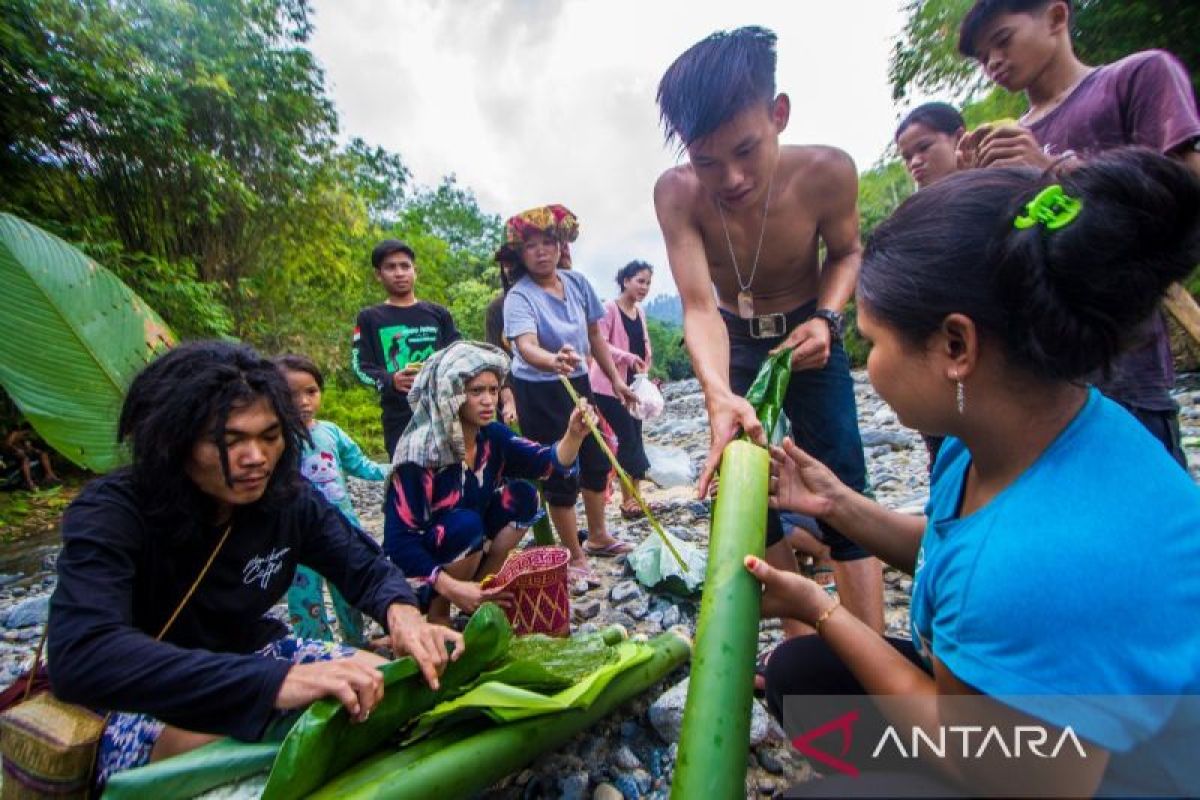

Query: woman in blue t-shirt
[500,204,639,579]
[747,149,1200,798]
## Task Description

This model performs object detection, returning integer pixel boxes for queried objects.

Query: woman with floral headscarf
[500,204,639,577]
[384,341,593,625]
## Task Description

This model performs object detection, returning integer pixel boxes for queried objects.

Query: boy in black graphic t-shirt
[353,240,461,457]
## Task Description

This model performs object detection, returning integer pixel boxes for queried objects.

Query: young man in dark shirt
[48,342,460,786]
[353,240,461,457]
[957,0,1200,466]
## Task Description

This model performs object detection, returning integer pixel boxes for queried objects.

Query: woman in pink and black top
[590,261,654,519]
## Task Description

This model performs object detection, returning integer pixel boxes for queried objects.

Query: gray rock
[5,596,48,629]
[650,678,772,745]
[660,605,681,628]
[757,748,787,774]
[560,771,589,800]
[613,744,642,771]
[625,596,649,620]
[644,610,664,628]
[605,611,637,629]
[593,783,623,800]
[574,599,601,621]
[610,581,643,604]
[860,429,913,449]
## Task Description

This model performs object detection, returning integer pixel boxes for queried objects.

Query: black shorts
[511,374,609,506]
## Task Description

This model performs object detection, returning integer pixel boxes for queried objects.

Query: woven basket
[481,546,571,637]
[0,692,104,799]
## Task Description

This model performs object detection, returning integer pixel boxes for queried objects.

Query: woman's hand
[553,345,582,375]
[630,356,647,374]
[743,554,835,625]
[435,574,513,615]
[274,650,387,722]
[567,400,596,438]
[613,380,639,410]
[769,437,848,519]
[385,603,464,691]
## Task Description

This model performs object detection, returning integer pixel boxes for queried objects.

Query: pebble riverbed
[3,373,1199,798]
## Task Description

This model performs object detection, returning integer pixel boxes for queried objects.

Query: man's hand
[274,650,387,723]
[978,126,1052,169]
[385,603,464,691]
[391,367,419,394]
[771,318,832,372]
[698,394,764,497]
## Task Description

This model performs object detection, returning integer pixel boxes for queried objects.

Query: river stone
[5,596,48,629]
[593,783,623,800]
[613,743,642,771]
[559,771,589,800]
[610,581,643,604]
[648,677,771,745]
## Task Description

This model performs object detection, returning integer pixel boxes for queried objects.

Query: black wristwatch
[811,308,844,342]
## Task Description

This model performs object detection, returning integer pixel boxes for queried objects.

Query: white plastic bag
[629,373,664,421]
[644,444,695,488]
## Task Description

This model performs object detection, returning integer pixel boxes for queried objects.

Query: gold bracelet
[813,596,841,635]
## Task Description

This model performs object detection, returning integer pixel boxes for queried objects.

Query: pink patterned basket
[480,546,571,637]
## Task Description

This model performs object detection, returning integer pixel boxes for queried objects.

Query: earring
[956,380,965,415]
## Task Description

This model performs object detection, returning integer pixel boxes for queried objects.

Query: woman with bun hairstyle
[748,149,1200,798]
[895,101,966,189]
[590,260,654,519]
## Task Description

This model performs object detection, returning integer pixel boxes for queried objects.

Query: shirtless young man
[653,26,883,634]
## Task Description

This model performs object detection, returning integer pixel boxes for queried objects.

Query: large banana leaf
[0,213,175,472]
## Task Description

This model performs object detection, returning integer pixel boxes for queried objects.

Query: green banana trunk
[671,440,770,799]
[312,630,691,800]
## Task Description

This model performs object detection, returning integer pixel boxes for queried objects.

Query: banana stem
[557,375,687,571]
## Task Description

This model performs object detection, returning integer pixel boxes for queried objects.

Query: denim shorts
[724,305,870,561]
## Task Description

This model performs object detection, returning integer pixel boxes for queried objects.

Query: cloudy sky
[309,1,918,299]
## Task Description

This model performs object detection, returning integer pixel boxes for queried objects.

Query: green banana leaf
[743,347,793,444]
[261,603,513,800]
[0,213,175,472]
[406,637,647,739]
[101,739,279,800]
[310,630,692,800]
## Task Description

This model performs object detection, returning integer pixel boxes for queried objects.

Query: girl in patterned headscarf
[500,204,639,580]
[383,341,592,624]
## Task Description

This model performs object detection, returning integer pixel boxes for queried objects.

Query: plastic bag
[629,373,664,421]
[627,530,706,595]
[644,444,695,488]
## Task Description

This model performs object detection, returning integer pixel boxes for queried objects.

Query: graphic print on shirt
[243,546,291,590]
[380,324,439,373]
[301,451,347,503]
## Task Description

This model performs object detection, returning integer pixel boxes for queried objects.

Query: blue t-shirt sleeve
[571,272,605,324]
[329,423,388,481]
[487,423,576,480]
[503,289,538,340]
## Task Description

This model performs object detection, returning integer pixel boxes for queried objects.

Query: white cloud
[310,0,912,300]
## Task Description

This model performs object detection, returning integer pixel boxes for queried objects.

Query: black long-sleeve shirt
[47,472,417,741]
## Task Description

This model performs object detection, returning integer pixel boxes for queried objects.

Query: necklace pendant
[737,290,755,320]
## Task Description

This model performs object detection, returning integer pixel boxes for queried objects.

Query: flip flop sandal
[620,503,645,520]
[568,565,602,586]
[583,540,634,557]
[753,647,774,698]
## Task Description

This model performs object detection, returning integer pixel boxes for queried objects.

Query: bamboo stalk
[556,375,687,570]
[311,630,692,799]
[671,440,769,799]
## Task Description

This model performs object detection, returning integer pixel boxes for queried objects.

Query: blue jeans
[725,306,870,561]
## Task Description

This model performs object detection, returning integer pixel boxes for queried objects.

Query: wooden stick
[1164,282,1200,348]
[557,375,687,570]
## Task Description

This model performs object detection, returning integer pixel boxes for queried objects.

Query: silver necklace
[717,170,774,319]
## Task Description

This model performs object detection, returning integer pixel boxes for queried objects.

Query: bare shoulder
[654,164,703,212]
[781,145,857,191]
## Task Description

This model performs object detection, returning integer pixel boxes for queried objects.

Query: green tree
[646,319,694,381]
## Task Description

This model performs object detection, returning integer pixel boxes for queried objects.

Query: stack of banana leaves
[102,604,690,799]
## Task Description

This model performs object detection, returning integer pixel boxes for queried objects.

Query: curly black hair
[117,340,309,538]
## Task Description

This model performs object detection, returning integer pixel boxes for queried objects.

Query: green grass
[319,381,389,461]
